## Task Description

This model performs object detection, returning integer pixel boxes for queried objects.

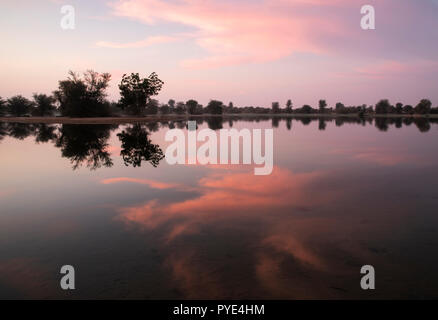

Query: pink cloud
[108,0,349,68]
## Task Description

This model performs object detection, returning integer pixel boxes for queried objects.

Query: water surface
[0,117,437,299]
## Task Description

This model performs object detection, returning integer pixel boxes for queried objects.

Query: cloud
[107,0,349,68]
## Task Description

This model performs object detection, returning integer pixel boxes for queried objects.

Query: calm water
[0,117,438,299]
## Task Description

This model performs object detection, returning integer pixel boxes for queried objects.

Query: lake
[0,116,437,299]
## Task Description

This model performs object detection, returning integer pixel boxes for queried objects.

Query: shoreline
[1,113,437,124]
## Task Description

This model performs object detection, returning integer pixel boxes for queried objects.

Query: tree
[395,102,403,114]
[375,99,391,114]
[160,103,171,114]
[118,72,163,115]
[145,99,159,115]
[0,97,6,116]
[300,105,312,114]
[318,99,327,113]
[414,99,432,114]
[175,101,186,114]
[403,105,414,114]
[206,100,223,114]
[54,70,111,117]
[168,99,176,112]
[186,99,199,115]
[285,99,293,113]
[335,102,345,114]
[32,94,56,116]
[7,95,34,116]
[271,102,280,114]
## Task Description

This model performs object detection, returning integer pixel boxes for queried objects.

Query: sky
[0,0,437,108]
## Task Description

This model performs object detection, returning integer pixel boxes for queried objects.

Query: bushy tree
[375,99,391,114]
[206,100,223,114]
[0,97,6,116]
[159,103,171,114]
[54,70,111,117]
[32,94,56,116]
[145,99,159,115]
[403,105,414,114]
[118,72,163,115]
[271,102,280,114]
[7,95,34,116]
[319,99,327,113]
[285,99,293,113]
[395,102,403,114]
[168,99,176,112]
[175,101,186,114]
[186,99,199,115]
[300,105,312,114]
[414,99,432,114]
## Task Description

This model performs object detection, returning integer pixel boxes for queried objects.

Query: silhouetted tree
[319,99,327,113]
[56,124,114,170]
[175,101,186,114]
[300,105,312,114]
[54,70,111,117]
[285,99,293,113]
[375,99,391,114]
[118,72,163,115]
[186,99,199,115]
[7,95,34,116]
[145,98,159,115]
[0,97,6,116]
[414,99,432,114]
[117,124,164,167]
[32,94,56,116]
[168,99,176,112]
[206,100,223,114]
[160,103,171,114]
[395,102,403,114]
[272,102,280,114]
[403,105,414,114]
[335,102,345,114]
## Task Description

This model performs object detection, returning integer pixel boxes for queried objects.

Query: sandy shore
[1,113,436,124]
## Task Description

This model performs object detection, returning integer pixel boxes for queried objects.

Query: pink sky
[0,0,437,107]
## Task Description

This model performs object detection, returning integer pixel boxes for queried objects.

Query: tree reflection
[55,124,114,170]
[34,124,58,143]
[117,124,164,167]
[7,123,36,140]
[414,118,431,132]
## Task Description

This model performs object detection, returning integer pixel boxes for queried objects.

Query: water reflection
[55,124,115,170]
[1,116,437,171]
[1,116,438,299]
[117,124,164,167]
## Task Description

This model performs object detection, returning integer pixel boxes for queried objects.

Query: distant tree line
[1,70,437,117]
